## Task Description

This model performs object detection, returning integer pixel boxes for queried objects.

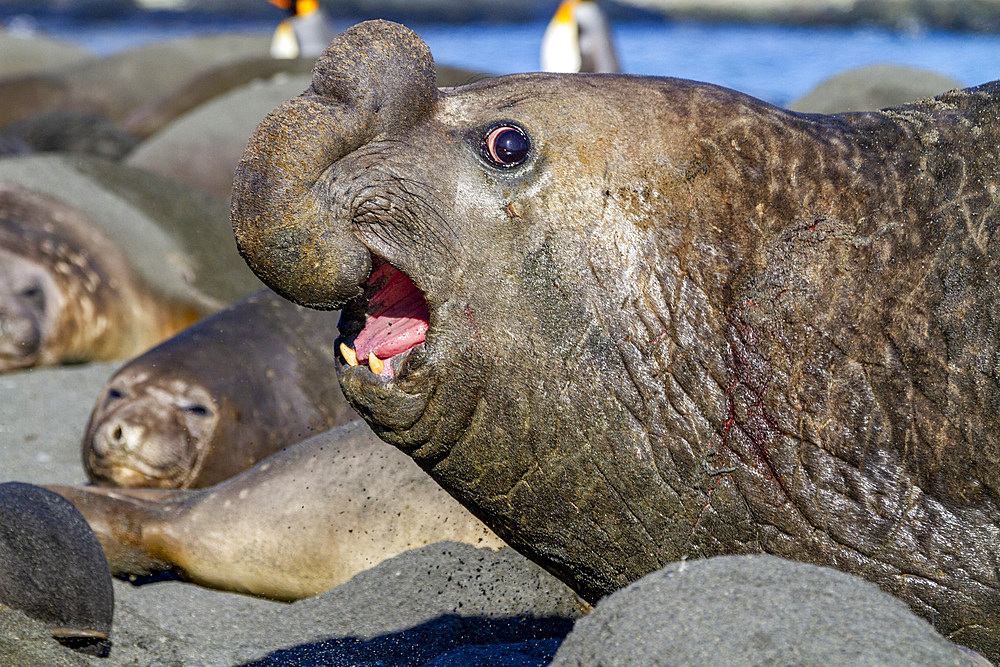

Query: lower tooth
[368,352,385,375]
[340,343,358,367]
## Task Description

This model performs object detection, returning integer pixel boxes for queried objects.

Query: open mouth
[337,260,430,380]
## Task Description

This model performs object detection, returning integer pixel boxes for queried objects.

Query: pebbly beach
[1,4,998,665]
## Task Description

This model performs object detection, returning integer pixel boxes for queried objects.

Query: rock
[551,555,973,666]
[788,64,962,113]
[0,482,114,657]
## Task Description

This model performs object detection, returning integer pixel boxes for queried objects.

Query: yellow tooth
[340,343,358,366]
[368,352,384,375]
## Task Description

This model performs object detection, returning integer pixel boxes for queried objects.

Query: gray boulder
[0,482,113,657]
[552,555,973,666]
[789,64,961,113]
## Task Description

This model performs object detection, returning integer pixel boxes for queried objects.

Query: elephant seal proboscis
[53,421,503,601]
[84,289,357,489]
[0,482,113,656]
[0,186,200,372]
[231,20,1000,660]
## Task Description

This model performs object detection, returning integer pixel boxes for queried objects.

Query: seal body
[230,21,1000,660]
[0,186,200,372]
[0,482,113,656]
[83,289,356,489]
[0,154,265,372]
[55,421,503,601]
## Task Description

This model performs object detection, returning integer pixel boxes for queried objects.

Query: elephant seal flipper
[42,485,189,581]
[231,20,1000,661]
[54,421,503,601]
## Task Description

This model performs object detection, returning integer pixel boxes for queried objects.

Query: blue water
[17,14,1000,107]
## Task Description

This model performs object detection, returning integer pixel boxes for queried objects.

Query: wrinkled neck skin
[233,25,1000,654]
[347,79,1000,618]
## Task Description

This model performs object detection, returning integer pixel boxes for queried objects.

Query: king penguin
[540,0,620,73]
[269,0,336,60]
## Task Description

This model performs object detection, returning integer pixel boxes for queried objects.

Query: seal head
[83,289,354,489]
[232,20,1000,660]
[0,185,201,372]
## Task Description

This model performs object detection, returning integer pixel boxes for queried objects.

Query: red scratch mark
[691,473,728,534]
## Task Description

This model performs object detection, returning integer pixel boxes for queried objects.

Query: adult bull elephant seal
[231,20,1000,660]
[0,482,113,656]
[0,186,200,372]
[83,289,356,489]
[53,421,503,601]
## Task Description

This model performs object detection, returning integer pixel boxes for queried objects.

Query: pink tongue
[353,264,429,361]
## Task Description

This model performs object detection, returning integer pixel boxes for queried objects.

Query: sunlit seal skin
[231,21,1000,660]
[0,482,113,657]
[0,186,200,372]
[52,421,503,601]
[84,289,357,489]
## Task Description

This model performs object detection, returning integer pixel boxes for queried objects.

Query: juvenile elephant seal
[0,186,200,372]
[0,482,113,656]
[54,421,502,601]
[231,21,1000,660]
[84,289,356,489]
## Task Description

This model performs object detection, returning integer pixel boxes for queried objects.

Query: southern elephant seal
[0,186,200,372]
[126,66,489,200]
[0,154,264,372]
[53,421,503,601]
[84,289,356,489]
[0,482,113,656]
[231,20,1000,660]
[0,34,271,131]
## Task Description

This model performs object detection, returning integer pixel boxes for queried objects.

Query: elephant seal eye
[482,125,530,168]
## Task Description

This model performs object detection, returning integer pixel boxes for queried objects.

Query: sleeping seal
[0,186,199,372]
[231,21,1000,660]
[54,421,503,601]
[83,289,356,489]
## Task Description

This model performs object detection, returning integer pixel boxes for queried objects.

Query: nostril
[112,425,123,442]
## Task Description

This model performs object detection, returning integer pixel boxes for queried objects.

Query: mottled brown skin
[84,289,357,489]
[231,21,1000,659]
[0,186,200,372]
[54,421,503,601]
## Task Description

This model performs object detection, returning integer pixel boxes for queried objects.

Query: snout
[231,20,438,310]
